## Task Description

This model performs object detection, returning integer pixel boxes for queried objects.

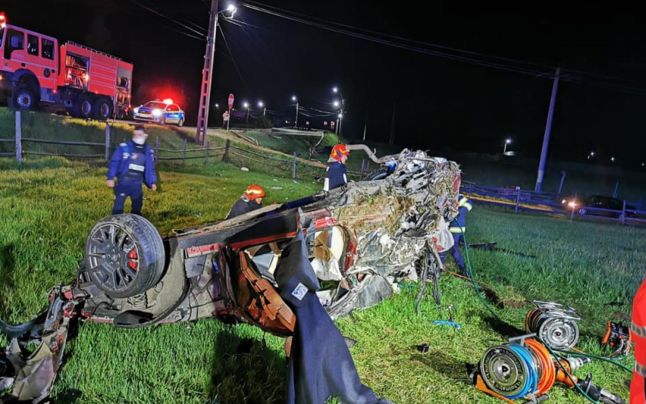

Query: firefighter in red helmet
[226,184,266,219]
[631,279,646,403]
[324,144,350,191]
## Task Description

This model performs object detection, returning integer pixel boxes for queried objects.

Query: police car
[133,99,185,126]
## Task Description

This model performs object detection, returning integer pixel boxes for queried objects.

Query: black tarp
[274,234,389,404]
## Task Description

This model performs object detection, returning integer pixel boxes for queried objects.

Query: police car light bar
[163,98,173,105]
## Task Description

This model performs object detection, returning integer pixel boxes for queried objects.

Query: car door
[165,104,180,123]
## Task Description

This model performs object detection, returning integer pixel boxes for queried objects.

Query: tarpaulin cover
[275,235,387,404]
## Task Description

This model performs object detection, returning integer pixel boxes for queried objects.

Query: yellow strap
[463,202,473,211]
[449,227,465,233]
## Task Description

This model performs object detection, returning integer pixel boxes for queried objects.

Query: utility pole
[534,67,560,193]
[195,0,219,146]
[294,101,299,128]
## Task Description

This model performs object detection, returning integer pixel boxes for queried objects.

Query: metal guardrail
[462,181,646,226]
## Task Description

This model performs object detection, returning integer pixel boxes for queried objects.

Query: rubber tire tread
[85,214,165,298]
[12,85,37,110]
[93,97,114,120]
[73,94,94,119]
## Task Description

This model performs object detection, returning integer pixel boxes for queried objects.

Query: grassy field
[0,154,641,403]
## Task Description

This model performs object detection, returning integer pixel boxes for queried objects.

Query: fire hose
[461,234,629,403]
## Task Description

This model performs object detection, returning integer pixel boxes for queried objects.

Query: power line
[242,2,547,77]
[243,1,646,95]
[217,23,250,90]
[129,0,206,38]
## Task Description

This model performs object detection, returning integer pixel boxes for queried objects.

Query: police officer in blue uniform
[440,195,472,275]
[107,125,157,215]
[324,144,350,191]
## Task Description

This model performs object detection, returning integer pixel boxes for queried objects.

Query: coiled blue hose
[506,343,538,400]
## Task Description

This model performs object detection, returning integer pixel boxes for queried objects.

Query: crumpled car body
[0,149,461,402]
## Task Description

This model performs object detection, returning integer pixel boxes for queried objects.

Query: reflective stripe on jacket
[632,280,646,378]
[107,141,157,188]
[450,196,472,231]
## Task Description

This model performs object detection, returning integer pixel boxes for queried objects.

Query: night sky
[3,0,646,168]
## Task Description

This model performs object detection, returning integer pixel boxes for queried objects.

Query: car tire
[12,85,38,110]
[73,94,94,119]
[93,97,114,121]
[84,214,166,298]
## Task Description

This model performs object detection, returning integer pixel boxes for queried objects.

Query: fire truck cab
[0,16,133,120]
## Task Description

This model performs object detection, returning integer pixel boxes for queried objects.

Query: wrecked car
[0,149,461,402]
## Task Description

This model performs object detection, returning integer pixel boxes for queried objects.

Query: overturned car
[0,149,461,402]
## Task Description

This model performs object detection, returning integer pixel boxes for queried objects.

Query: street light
[291,95,299,128]
[332,87,345,136]
[610,156,616,163]
[257,100,266,116]
[503,138,512,154]
[242,101,250,124]
[223,4,237,18]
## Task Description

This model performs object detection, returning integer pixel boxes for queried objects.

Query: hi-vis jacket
[449,196,473,234]
[631,279,646,403]
[107,141,157,188]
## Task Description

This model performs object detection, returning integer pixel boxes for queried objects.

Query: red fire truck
[0,14,133,120]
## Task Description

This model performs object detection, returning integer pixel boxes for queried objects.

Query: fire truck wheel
[84,214,166,298]
[12,85,38,110]
[73,94,94,119]
[93,98,114,121]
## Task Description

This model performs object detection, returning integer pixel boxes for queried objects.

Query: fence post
[222,139,230,162]
[621,200,626,225]
[155,137,160,162]
[15,110,22,163]
[292,152,297,180]
[182,138,187,164]
[515,186,521,214]
[104,122,111,161]
[557,170,566,195]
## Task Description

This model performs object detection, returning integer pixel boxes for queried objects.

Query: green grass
[0,155,641,403]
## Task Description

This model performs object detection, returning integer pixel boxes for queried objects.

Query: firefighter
[440,195,472,275]
[226,184,266,219]
[106,125,157,215]
[631,279,646,403]
[324,144,350,191]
